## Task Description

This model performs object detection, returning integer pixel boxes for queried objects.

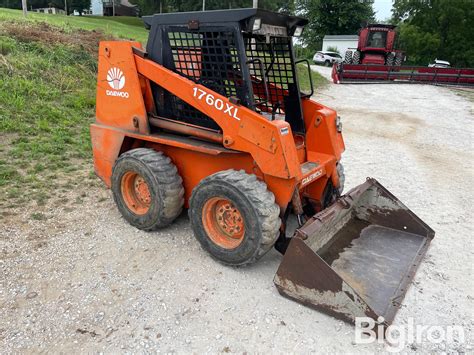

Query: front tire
[344,50,353,64]
[189,170,281,266]
[352,51,361,65]
[386,52,395,66]
[111,148,184,231]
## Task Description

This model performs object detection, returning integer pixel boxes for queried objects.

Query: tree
[128,0,294,16]
[299,0,375,50]
[392,0,474,67]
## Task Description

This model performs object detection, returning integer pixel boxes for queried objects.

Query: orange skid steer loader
[91,9,434,327]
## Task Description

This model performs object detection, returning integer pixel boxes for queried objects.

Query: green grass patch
[297,63,328,93]
[0,9,148,43]
[0,19,104,207]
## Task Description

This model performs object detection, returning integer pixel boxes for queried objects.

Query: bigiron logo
[106,67,129,98]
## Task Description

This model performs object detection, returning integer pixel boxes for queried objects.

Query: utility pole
[252,0,257,8]
[22,0,27,16]
[202,0,205,11]
[112,0,115,16]
[64,0,67,15]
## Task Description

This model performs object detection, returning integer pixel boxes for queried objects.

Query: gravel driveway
[1,68,473,353]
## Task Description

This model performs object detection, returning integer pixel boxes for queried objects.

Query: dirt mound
[1,21,112,54]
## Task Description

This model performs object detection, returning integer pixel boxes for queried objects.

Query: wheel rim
[121,171,151,215]
[202,197,245,249]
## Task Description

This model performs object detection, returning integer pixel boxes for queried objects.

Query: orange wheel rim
[121,171,151,215]
[202,197,245,249]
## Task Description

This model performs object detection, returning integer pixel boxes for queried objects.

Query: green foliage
[392,0,474,67]
[326,46,340,54]
[128,0,293,15]
[299,0,375,50]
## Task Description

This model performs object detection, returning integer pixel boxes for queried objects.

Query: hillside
[0,8,148,42]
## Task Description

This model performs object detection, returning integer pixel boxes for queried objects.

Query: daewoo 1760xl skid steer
[91,9,434,327]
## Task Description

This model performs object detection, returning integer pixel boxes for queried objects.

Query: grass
[0,9,148,42]
[297,63,328,93]
[0,9,327,210]
[0,19,103,208]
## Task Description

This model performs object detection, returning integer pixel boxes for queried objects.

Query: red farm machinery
[332,24,474,86]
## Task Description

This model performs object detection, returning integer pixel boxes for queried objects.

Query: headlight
[293,26,304,37]
[252,18,262,31]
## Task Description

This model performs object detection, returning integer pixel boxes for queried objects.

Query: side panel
[90,124,125,187]
[96,41,150,135]
[301,98,345,196]
[386,30,396,51]
[302,99,345,160]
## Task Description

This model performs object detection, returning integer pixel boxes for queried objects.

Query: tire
[189,169,281,266]
[395,52,403,66]
[324,60,331,67]
[112,148,184,231]
[386,52,395,66]
[352,51,361,65]
[344,50,353,64]
[336,162,345,195]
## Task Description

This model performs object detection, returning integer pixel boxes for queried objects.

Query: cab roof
[143,8,308,30]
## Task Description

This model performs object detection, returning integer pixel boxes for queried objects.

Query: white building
[322,35,359,55]
[90,0,104,16]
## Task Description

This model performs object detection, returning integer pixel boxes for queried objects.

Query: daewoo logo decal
[106,67,129,98]
[107,67,125,90]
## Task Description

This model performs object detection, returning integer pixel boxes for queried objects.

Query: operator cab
[143,9,310,134]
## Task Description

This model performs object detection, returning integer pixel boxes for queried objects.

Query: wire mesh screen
[155,26,247,130]
[244,35,297,115]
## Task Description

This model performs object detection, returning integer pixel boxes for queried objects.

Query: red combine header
[332,24,474,86]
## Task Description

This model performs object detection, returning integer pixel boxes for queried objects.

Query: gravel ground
[1,67,473,353]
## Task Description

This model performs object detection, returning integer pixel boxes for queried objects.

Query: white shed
[322,35,359,55]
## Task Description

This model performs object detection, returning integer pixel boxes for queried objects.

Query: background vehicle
[333,24,473,86]
[343,24,404,66]
[91,8,434,327]
[313,51,343,66]
[429,59,451,68]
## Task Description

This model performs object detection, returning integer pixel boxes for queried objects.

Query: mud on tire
[112,148,184,231]
[189,169,281,266]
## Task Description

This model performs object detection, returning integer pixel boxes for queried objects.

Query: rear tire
[324,60,331,67]
[112,148,184,231]
[189,169,281,266]
[386,52,395,66]
[344,50,353,64]
[352,51,361,65]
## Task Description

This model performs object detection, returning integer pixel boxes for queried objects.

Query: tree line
[1,0,472,66]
